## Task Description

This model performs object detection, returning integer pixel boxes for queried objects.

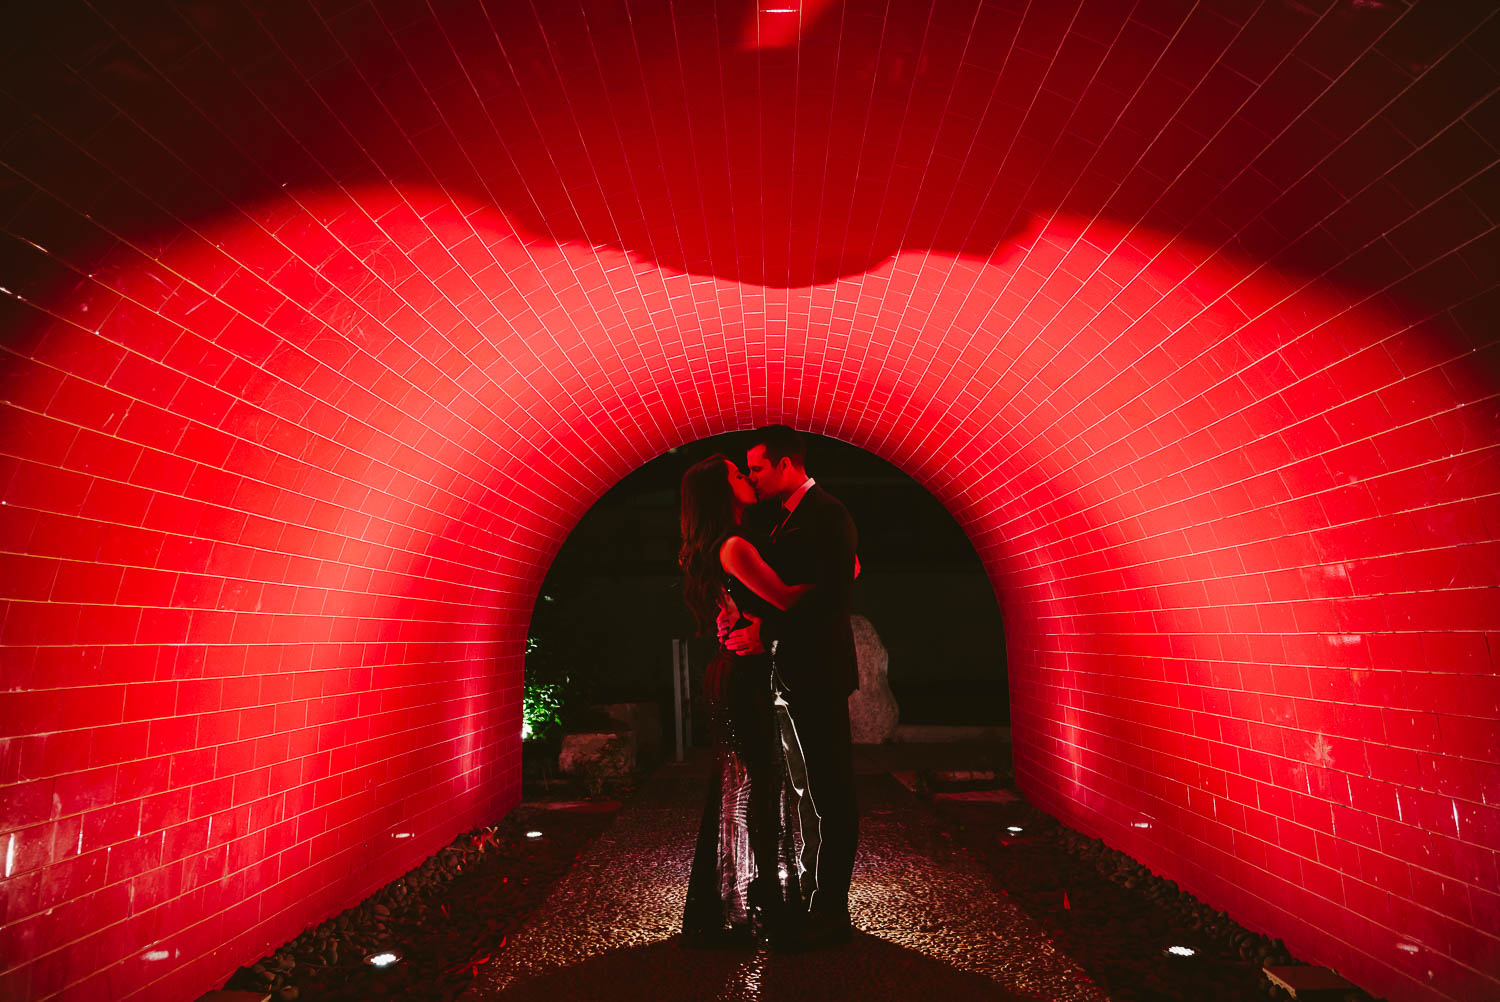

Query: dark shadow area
[4,0,1487,300]
[479,931,1034,1002]
[526,430,1006,758]
[916,787,1372,1002]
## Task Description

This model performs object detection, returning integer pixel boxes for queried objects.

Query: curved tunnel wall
[1,2,1496,1000]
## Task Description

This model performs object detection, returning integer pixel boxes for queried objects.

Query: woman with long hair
[678,453,808,948]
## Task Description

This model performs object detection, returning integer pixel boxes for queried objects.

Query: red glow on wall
[1,2,1496,1000]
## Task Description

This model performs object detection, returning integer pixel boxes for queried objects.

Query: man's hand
[723,613,766,656]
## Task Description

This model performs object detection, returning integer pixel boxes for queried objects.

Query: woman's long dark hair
[679,454,737,634]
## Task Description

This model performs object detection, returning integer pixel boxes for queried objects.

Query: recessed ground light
[526,830,543,839]
[365,950,402,967]
[1165,945,1197,957]
[1006,825,1024,833]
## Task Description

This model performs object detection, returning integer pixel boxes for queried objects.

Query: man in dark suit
[726,424,859,947]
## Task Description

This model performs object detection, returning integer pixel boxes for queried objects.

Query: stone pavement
[464,749,1106,1002]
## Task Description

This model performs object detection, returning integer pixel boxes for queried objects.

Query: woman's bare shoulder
[718,534,754,559]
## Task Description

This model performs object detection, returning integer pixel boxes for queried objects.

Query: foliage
[522,586,600,742]
[522,636,568,742]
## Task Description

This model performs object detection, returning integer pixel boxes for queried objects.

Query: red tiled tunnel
[1,1,1496,999]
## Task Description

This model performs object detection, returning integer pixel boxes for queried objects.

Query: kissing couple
[677,425,860,952]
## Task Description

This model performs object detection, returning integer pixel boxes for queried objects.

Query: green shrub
[522,587,600,742]
[523,636,570,742]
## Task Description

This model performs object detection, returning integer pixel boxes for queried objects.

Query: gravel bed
[915,770,1384,1002]
[220,761,1385,1002]
[222,800,620,1001]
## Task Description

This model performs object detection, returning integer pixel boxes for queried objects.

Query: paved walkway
[465,750,1104,1001]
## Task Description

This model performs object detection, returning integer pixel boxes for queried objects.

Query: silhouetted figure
[677,454,808,946]
[730,425,860,948]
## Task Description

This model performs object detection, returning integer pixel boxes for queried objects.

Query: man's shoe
[748,880,790,950]
[680,923,755,950]
[795,909,852,950]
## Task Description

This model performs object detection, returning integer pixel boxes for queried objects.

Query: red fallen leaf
[444,951,492,978]
[1063,891,1071,910]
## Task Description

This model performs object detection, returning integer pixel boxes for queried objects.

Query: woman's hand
[715,591,741,647]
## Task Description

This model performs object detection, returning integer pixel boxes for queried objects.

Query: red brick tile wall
[1,2,1495,1000]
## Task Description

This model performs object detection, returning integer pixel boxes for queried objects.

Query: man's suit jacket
[764,485,859,698]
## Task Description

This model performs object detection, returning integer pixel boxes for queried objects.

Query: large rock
[848,614,899,743]
[600,702,661,766]
[558,730,634,776]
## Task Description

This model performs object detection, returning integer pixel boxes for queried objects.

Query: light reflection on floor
[466,756,1103,1002]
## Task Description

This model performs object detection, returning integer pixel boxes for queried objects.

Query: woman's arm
[719,536,812,611]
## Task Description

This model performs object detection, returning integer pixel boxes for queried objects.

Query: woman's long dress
[681,538,799,943]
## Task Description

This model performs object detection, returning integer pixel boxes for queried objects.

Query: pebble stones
[222,805,619,1002]
[916,774,1383,1002]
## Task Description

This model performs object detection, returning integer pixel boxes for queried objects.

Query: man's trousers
[771,674,857,918]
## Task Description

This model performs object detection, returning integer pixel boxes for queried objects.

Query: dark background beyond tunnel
[527,431,1007,734]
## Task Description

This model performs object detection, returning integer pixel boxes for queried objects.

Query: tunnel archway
[2,3,1496,1001]
[520,429,1006,761]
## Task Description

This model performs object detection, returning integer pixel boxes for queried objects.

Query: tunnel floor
[228,742,1352,1002]
[465,748,1105,1002]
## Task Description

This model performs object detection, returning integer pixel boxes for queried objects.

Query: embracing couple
[678,425,859,952]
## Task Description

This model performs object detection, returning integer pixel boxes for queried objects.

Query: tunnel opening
[520,429,1009,791]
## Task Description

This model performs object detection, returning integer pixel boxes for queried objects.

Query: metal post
[681,640,692,750]
[672,639,684,762]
